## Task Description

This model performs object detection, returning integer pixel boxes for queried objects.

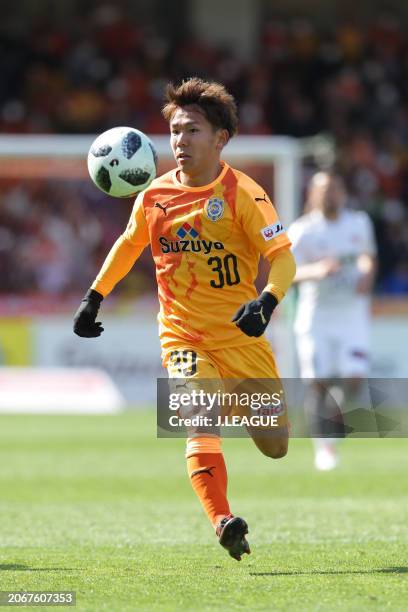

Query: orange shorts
[163,338,287,428]
[164,337,279,378]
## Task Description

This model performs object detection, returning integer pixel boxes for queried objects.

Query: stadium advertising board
[24,311,408,405]
[32,316,162,404]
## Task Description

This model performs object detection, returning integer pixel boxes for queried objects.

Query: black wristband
[83,288,104,304]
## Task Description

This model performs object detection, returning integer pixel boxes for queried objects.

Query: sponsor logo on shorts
[261,221,285,241]
[351,349,367,360]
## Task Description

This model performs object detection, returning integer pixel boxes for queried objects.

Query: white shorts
[296,320,370,379]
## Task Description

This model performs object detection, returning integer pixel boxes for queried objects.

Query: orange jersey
[97,161,291,352]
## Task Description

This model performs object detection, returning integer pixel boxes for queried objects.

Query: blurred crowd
[0,178,155,299]
[1,5,408,295]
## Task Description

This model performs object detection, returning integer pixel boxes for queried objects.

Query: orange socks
[186,437,231,528]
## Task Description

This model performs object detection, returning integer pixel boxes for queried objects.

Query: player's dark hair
[162,77,238,139]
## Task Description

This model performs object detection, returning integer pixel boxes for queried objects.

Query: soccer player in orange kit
[74,78,296,561]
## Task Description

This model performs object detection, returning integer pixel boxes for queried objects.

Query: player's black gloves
[232,291,278,337]
[73,289,104,338]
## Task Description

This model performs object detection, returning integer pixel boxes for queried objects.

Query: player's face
[309,173,346,217]
[170,106,228,183]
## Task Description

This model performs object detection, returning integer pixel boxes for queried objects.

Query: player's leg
[165,347,250,559]
[338,313,371,427]
[210,339,289,459]
[312,313,371,465]
[296,330,343,470]
[305,379,345,470]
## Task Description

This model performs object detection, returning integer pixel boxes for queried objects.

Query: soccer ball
[87,127,157,198]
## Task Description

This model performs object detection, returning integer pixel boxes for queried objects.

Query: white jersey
[288,208,376,334]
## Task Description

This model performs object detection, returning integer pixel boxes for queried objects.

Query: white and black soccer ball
[87,127,157,198]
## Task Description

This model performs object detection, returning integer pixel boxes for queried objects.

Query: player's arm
[232,186,295,337]
[73,194,150,338]
[293,258,341,282]
[287,218,340,283]
[355,213,377,294]
[356,252,377,294]
[264,247,297,302]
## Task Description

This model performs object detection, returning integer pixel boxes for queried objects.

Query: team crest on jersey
[205,198,224,222]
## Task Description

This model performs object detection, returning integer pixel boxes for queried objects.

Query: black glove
[73,289,104,338]
[232,291,278,337]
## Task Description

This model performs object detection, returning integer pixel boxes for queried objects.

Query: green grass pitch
[0,411,407,611]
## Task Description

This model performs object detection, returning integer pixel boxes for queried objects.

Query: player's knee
[262,441,288,459]
[270,444,288,459]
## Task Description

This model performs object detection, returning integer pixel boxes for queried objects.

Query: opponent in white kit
[288,171,377,470]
